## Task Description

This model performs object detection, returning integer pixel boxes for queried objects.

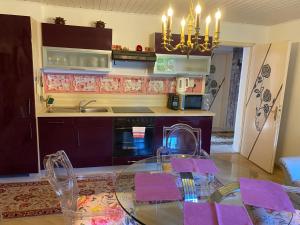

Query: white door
[240,42,291,173]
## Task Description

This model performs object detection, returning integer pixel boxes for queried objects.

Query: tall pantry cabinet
[0,14,38,175]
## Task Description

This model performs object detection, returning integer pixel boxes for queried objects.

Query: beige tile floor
[0,153,284,225]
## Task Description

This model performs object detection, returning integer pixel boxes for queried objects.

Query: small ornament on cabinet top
[95,20,106,28]
[136,45,143,51]
[54,17,66,25]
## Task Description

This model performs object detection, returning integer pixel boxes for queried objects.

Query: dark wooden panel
[154,32,212,56]
[0,14,38,175]
[42,23,112,50]
[74,117,113,167]
[154,116,213,154]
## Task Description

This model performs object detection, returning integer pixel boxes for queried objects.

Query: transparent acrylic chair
[44,150,135,225]
[157,123,209,158]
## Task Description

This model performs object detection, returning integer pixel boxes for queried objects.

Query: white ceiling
[22,0,300,25]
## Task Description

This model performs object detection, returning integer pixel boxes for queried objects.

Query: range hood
[112,50,156,62]
[153,54,211,76]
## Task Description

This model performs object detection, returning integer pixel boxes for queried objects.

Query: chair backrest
[162,123,201,155]
[43,150,78,212]
[279,157,300,186]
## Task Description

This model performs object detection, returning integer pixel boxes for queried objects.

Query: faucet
[79,100,96,112]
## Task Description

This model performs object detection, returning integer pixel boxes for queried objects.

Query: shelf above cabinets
[112,50,156,62]
[42,47,112,74]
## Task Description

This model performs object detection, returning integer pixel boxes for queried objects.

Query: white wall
[0,0,269,50]
[268,20,300,158]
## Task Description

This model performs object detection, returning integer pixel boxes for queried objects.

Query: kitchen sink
[48,107,79,113]
[47,107,109,113]
[80,107,109,113]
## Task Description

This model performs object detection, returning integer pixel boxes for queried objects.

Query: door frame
[216,41,255,153]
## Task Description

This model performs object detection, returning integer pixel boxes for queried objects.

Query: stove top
[112,107,154,113]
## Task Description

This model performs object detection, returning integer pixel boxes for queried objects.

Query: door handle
[29,122,33,139]
[28,98,31,116]
[273,106,278,121]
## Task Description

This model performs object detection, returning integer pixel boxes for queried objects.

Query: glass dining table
[115,154,300,225]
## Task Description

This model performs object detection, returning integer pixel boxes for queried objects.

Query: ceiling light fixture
[161,0,221,57]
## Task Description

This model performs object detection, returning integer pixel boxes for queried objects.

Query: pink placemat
[134,173,182,202]
[171,158,218,174]
[184,202,253,225]
[240,178,295,212]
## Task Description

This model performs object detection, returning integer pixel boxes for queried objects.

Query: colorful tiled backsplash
[44,74,203,95]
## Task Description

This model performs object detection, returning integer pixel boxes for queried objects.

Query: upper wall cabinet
[42,23,112,50]
[41,24,112,73]
[151,33,212,56]
[153,54,211,76]
[42,47,112,74]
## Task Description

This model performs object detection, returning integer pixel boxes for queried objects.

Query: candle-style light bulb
[162,14,167,40]
[214,9,221,42]
[195,4,201,30]
[180,18,186,43]
[167,7,173,17]
[167,7,173,32]
[205,15,211,43]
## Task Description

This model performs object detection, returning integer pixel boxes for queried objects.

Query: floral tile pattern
[146,78,166,94]
[123,77,145,94]
[45,74,73,92]
[99,76,122,93]
[73,75,98,92]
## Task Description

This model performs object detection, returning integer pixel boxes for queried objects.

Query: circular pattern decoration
[210,80,218,88]
[210,65,216,74]
[263,89,272,102]
[261,64,271,78]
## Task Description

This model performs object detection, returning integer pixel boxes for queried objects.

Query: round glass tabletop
[114,154,262,225]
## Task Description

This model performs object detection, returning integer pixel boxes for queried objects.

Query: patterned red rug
[0,174,118,219]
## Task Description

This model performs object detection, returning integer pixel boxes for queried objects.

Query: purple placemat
[184,202,253,225]
[134,173,182,202]
[240,177,295,212]
[171,158,218,174]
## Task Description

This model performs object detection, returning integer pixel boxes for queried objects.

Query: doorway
[204,46,244,153]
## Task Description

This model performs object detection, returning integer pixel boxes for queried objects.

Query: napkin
[134,173,182,202]
[184,202,253,225]
[171,158,218,174]
[240,177,295,212]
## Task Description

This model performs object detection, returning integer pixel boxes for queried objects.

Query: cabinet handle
[128,160,137,163]
[47,121,65,124]
[29,122,33,139]
[77,130,80,147]
[28,98,31,116]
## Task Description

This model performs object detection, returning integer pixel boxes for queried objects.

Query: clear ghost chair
[157,123,209,159]
[44,150,135,225]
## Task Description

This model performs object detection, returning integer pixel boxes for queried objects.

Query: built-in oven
[113,117,155,164]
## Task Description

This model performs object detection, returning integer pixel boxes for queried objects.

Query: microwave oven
[179,94,203,110]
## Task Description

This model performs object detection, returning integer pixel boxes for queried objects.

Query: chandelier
[161,1,221,56]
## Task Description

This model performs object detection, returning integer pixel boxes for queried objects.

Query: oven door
[113,126,154,157]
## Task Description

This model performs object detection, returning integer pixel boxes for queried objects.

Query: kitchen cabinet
[38,117,113,168]
[42,23,112,50]
[73,118,113,167]
[38,117,77,167]
[0,14,38,175]
[154,116,213,154]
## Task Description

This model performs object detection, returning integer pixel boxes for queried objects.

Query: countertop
[37,106,215,117]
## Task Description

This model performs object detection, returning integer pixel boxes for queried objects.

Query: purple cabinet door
[38,117,77,169]
[42,23,112,50]
[154,117,213,154]
[74,117,113,167]
[0,14,38,175]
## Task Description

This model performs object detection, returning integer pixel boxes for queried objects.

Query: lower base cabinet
[38,117,113,168]
[38,116,213,168]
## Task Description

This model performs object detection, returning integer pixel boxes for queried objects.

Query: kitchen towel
[240,177,295,212]
[184,202,253,225]
[132,127,146,138]
[134,173,182,202]
[171,158,218,174]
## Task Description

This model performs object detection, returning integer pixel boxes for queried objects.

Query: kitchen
[1,0,300,225]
